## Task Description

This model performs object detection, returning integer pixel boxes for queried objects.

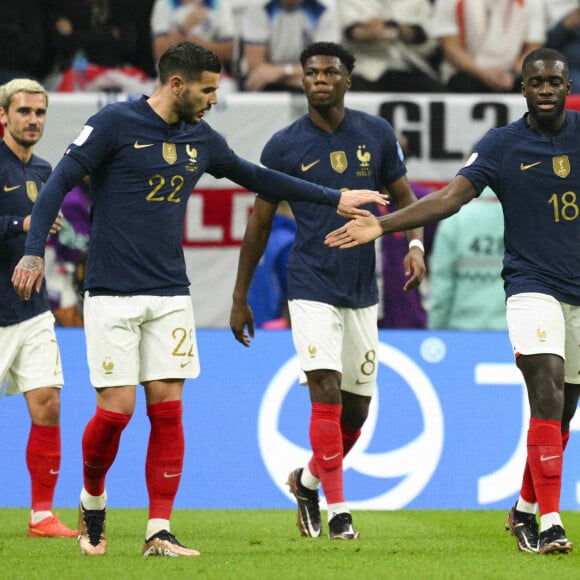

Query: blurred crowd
[2,0,580,95]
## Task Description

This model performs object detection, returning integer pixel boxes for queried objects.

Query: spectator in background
[0,1,49,84]
[46,176,91,328]
[150,0,237,90]
[336,0,445,93]
[544,1,580,94]
[432,0,545,93]
[240,0,340,91]
[43,0,156,92]
[377,181,438,328]
[248,201,296,329]
[428,186,507,330]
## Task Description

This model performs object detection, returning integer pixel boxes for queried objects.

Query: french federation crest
[553,155,570,178]
[185,144,199,172]
[26,181,38,202]
[330,151,347,174]
[162,142,177,165]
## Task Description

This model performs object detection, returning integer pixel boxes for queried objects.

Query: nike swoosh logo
[301,160,320,172]
[50,469,60,475]
[84,461,105,469]
[163,472,182,478]
[134,141,154,149]
[322,452,341,461]
[540,455,560,462]
[520,162,541,170]
[180,360,192,368]
[355,379,373,385]
[4,185,20,192]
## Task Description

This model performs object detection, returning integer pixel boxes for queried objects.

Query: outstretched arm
[230,198,278,347]
[225,156,388,214]
[325,175,478,248]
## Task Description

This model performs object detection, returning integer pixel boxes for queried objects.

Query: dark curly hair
[157,42,222,84]
[299,42,355,75]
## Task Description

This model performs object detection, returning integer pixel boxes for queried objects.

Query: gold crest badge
[357,145,371,167]
[162,142,177,165]
[536,325,547,343]
[330,151,347,174]
[26,181,38,202]
[102,357,114,375]
[553,155,570,178]
[185,144,199,172]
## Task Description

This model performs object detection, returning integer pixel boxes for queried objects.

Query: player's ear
[170,75,184,97]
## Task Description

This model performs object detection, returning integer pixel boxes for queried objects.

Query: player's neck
[526,111,566,136]
[308,105,345,133]
[3,134,33,164]
[147,92,179,125]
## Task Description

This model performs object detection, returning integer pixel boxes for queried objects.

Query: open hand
[337,189,389,217]
[325,213,383,248]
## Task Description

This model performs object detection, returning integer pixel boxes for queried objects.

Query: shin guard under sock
[146,400,184,520]
[82,406,131,496]
[527,418,562,516]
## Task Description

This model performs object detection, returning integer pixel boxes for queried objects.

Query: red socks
[82,406,131,496]
[520,425,570,506]
[146,400,184,520]
[341,421,362,457]
[308,419,361,480]
[26,424,61,512]
[309,402,344,504]
[526,418,563,515]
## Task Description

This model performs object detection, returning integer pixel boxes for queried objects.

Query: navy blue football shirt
[260,109,407,308]
[0,141,51,325]
[25,96,344,296]
[459,111,580,305]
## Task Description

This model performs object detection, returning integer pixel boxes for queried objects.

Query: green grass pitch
[1,509,579,579]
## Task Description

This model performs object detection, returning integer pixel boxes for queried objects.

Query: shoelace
[85,510,105,546]
[151,530,185,547]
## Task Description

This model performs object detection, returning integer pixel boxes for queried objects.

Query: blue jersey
[25,96,341,296]
[0,141,51,325]
[458,111,580,305]
[261,109,406,307]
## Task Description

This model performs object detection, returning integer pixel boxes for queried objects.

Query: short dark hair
[522,47,569,78]
[300,42,355,75]
[157,42,222,84]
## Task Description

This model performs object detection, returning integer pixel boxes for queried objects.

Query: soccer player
[325,47,579,555]
[230,42,426,540]
[11,42,386,557]
[0,79,76,538]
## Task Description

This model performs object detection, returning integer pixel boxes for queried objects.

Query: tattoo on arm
[22,256,43,272]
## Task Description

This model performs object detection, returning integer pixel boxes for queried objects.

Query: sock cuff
[312,401,342,421]
[29,424,60,452]
[147,400,183,418]
[96,405,132,426]
[528,418,561,446]
[340,421,361,439]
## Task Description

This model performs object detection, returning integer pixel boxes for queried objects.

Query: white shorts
[84,294,200,388]
[0,311,63,396]
[506,292,580,384]
[288,299,378,396]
